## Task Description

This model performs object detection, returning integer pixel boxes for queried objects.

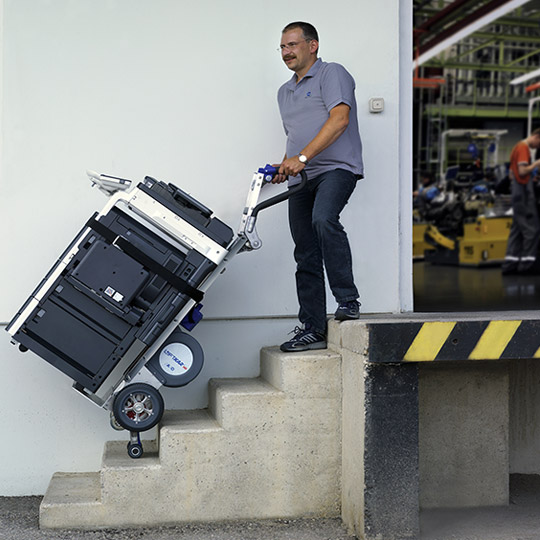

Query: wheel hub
[133,401,145,414]
[113,383,164,434]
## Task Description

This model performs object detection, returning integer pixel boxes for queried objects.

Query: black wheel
[127,442,143,459]
[112,383,164,432]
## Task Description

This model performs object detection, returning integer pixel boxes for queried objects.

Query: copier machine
[7,166,306,457]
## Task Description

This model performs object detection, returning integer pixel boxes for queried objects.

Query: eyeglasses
[277,39,311,53]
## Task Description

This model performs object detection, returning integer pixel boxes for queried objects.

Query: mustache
[284,54,296,61]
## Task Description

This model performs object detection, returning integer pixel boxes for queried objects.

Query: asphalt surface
[1,475,540,540]
[0,498,351,540]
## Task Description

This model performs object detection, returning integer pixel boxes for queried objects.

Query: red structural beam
[413,78,446,88]
[526,81,540,93]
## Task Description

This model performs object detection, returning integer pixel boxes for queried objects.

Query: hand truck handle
[250,169,308,219]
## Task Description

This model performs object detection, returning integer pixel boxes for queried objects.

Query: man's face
[280,28,316,74]
[531,134,540,149]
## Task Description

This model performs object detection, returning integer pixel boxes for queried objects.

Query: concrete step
[260,346,342,398]
[158,408,224,465]
[40,472,104,529]
[40,346,342,529]
[208,377,284,429]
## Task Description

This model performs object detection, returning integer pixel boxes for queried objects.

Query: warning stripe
[403,322,456,362]
[468,320,521,360]
[368,319,540,363]
[435,321,488,361]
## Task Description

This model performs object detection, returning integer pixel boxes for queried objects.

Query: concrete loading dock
[336,312,540,539]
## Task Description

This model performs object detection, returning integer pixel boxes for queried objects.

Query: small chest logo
[305,91,312,98]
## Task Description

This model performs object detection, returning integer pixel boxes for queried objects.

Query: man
[502,128,540,275]
[274,22,364,352]
[413,172,438,209]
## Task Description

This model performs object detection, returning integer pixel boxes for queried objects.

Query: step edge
[41,472,103,508]
[209,377,284,396]
[160,409,223,433]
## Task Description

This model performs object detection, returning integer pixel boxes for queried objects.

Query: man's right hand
[271,163,288,184]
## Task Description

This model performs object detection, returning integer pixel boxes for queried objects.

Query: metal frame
[439,128,508,181]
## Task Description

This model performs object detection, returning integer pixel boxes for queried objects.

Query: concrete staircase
[40,346,342,529]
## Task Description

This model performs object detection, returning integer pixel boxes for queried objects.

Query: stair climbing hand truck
[6,166,307,458]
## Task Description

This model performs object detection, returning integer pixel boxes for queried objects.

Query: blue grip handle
[258,164,278,182]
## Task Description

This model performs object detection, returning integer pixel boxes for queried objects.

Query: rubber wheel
[127,442,143,459]
[112,383,164,432]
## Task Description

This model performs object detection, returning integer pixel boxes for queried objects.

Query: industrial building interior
[413,0,540,311]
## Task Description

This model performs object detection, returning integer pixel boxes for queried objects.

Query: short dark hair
[421,171,435,183]
[282,21,319,43]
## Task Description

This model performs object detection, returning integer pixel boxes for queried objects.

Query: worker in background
[272,21,364,352]
[413,171,439,220]
[502,128,540,275]
[413,171,436,198]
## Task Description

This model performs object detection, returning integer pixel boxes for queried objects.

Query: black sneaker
[334,300,360,321]
[280,326,327,352]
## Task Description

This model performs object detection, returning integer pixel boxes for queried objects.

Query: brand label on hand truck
[159,343,194,375]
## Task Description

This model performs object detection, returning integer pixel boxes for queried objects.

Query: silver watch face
[298,154,307,163]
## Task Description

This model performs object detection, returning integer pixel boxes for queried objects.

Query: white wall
[0,0,412,494]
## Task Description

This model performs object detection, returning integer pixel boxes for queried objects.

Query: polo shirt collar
[285,57,323,89]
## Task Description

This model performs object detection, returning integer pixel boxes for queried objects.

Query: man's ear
[310,39,319,54]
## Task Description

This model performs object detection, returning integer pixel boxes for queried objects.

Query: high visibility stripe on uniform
[403,322,457,362]
[468,320,521,360]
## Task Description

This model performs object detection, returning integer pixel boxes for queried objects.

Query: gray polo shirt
[277,58,364,185]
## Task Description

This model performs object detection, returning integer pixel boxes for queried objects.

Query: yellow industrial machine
[415,215,512,266]
[413,223,435,259]
[459,215,512,265]
[413,127,513,266]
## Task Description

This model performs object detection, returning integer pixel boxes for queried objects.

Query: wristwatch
[298,153,308,165]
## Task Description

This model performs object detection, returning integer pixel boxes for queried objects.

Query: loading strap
[85,217,204,303]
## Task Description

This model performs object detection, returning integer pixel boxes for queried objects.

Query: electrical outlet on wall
[369,98,384,113]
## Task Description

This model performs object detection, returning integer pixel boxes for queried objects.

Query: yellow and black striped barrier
[368,319,540,363]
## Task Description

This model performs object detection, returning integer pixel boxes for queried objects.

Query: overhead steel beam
[417,9,540,29]
[473,30,540,43]
[454,37,498,60]
[415,0,476,33]
[423,60,531,72]
[415,0,531,66]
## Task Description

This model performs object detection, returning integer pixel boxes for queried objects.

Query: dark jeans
[288,168,359,334]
